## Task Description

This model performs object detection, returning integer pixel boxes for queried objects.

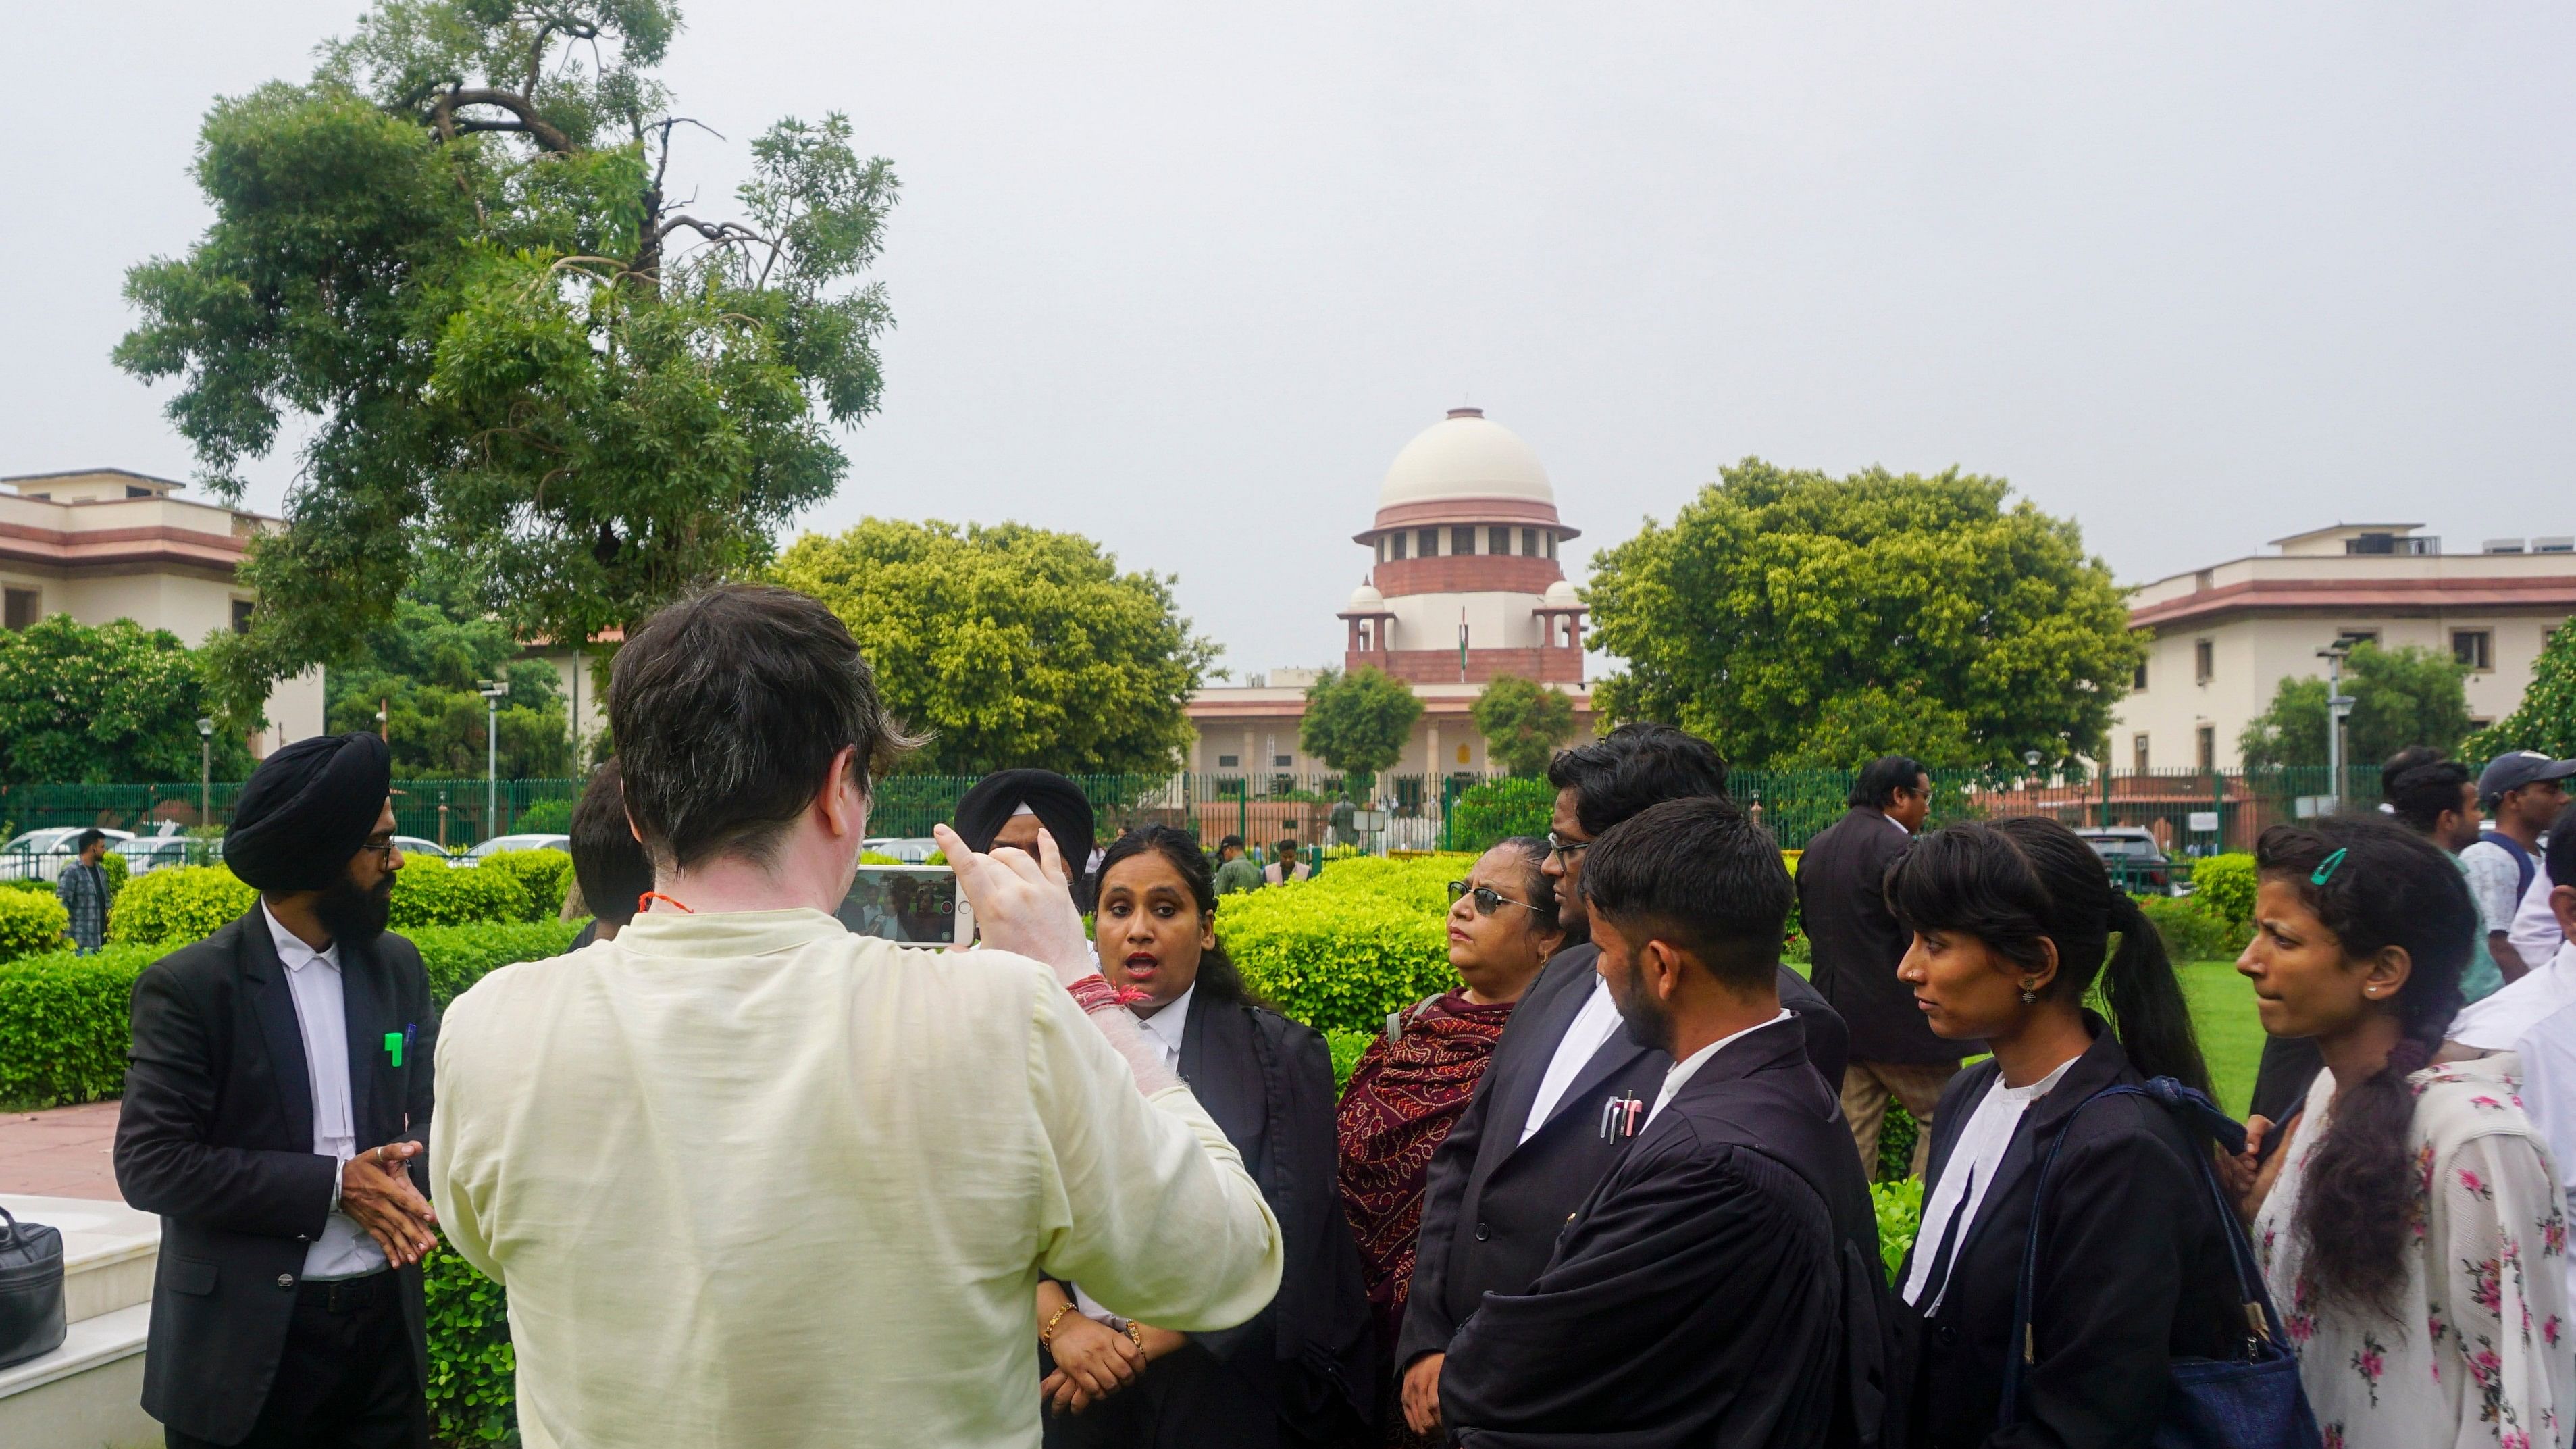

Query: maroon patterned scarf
[1337,988,1516,1421]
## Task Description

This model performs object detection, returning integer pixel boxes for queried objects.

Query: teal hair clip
[2309,848,2348,886]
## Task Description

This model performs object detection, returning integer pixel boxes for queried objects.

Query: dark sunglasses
[1449,880,1539,916]
[1544,830,1590,861]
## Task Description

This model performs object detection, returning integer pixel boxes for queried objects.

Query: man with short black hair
[2462,751,2575,982]
[430,584,1281,1447]
[1440,796,1887,1445]
[1212,834,1262,895]
[1801,755,1957,1177]
[57,826,111,953]
[566,761,652,946]
[1263,837,1312,884]
[1395,723,1848,1436]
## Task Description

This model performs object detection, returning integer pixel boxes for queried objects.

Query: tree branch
[439,85,577,155]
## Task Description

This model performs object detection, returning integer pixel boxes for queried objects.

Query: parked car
[0,827,137,882]
[2074,827,2181,896]
[113,834,216,875]
[461,833,572,863]
[392,836,458,865]
[862,836,941,864]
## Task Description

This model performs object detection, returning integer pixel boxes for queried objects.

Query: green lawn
[2180,960,2264,1118]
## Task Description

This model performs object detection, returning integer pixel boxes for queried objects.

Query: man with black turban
[953,768,1100,909]
[114,732,442,1449]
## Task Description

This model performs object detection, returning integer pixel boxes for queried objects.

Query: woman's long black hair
[2252,816,2473,1315]
[1885,815,2213,1099]
[1096,824,1256,1007]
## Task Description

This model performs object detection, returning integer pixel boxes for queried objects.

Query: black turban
[952,769,1097,902]
[224,732,393,894]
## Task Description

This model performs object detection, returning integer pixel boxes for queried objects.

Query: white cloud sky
[7,2,2570,677]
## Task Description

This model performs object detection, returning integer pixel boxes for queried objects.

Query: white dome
[1377,409,1554,509]
[1543,579,1580,607]
[1347,582,1385,610]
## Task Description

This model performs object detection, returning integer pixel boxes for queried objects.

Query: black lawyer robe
[1047,992,1374,1449]
[113,907,438,1446]
[1397,943,1849,1373]
[1439,1017,1890,1449]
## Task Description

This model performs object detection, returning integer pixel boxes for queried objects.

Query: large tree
[1300,668,1424,796]
[0,617,255,786]
[2463,621,2576,763]
[321,555,575,779]
[1587,460,2141,771]
[1471,676,1578,776]
[115,1,896,718]
[773,520,1216,776]
[2239,642,2473,768]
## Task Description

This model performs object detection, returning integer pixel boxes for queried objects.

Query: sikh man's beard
[1610,961,1674,1054]
[315,873,396,946]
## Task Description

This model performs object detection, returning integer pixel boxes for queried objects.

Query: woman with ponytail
[2238,816,2569,1449]
[1885,815,2241,1448]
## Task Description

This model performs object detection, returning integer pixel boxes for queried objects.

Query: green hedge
[1447,777,1555,853]
[111,865,257,945]
[1216,855,1472,1034]
[392,864,533,929]
[2192,853,2257,927]
[2134,894,2251,963]
[469,850,573,922]
[0,890,70,963]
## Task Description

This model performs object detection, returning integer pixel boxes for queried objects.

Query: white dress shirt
[262,905,386,1280]
[2510,869,2565,972]
[1900,1054,2080,1312]
[1644,1010,1794,1128]
[2507,998,2576,1311]
[2451,938,2576,1052]
[1074,984,1201,1323]
[1523,975,1627,1142]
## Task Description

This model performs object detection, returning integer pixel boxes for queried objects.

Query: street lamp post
[197,717,214,826]
[2316,642,2357,813]
[478,680,509,838]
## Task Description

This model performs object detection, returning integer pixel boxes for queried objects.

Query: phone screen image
[838,865,969,945]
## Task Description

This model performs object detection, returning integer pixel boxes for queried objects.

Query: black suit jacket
[1395,942,1847,1371]
[113,908,437,1444]
[1439,1017,1889,1448]
[1901,1021,2240,1449]
[1799,807,1956,1067]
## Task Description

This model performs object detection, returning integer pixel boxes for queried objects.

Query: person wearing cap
[2461,750,2575,983]
[113,732,441,1449]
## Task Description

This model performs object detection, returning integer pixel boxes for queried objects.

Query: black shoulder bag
[0,1204,66,1369]
[1997,1077,2323,1449]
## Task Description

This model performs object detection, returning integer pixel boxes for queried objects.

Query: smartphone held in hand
[838,865,975,946]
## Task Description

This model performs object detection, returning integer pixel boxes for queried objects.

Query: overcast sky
[9,3,2571,677]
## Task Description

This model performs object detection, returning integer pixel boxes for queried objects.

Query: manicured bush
[110,865,257,944]
[512,796,574,835]
[1871,1175,1926,1280]
[424,1247,517,1445]
[410,920,585,1003]
[0,875,54,894]
[2134,894,2250,963]
[1216,855,1473,1034]
[1446,776,1555,853]
[2190,852,2257,928]
[0,944,169,1105]
[0,890,70,963]
[392,861,532,929]
[1326,1027,1373,1093]
[472,850,573,921]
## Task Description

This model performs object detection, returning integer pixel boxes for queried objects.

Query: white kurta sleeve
[2437,1128,2571,1449]
[1023,977,1282,1332]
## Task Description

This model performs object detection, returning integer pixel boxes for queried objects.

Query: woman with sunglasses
[1336,838,1566,1446]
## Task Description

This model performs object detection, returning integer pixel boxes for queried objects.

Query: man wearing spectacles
[115,732,442,1448]
[1395,723,1848,1438]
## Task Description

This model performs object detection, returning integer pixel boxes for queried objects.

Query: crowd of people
[101,578,2576,1449]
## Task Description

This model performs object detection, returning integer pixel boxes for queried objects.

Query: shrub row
[2134,893,2253,963]
[0,890,71,963]
[1216,855,1470,1035]
[1446,776,1555,853]
[105,853,576,946]
[472,850,573,921]
[2190,853,2257,927]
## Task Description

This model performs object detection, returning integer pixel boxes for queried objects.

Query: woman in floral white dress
[2236,817,2571,1449]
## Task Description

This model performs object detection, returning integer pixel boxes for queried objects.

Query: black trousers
[165,1271,426,1449]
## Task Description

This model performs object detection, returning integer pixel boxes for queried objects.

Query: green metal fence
[1,765,2389,865]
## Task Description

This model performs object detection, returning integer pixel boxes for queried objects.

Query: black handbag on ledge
[0,1204,67,1369]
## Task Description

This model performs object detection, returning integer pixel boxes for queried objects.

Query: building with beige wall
[1,468,325,757]
[2113,522,2576,771]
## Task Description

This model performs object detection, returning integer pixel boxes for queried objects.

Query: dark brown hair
[608,584,919,869]
[1886,817,2211,1098]
[2253,816,2474,1314]
[569,761,655,927]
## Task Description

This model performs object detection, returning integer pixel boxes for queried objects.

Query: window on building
[1389,532,1407,561]
[2196,725,2215,771]
[2452,629,2493,671]
[2193,639,2213,683]
[1417,528,1440,557]
[1216,754,1239,768]
[231,599,255,635]
[2337,629,2379,649]
[1452,525,1476,555]
[2133,660,2148,691]
[2133,734,2150,771]
[1489,526,1510,555]
[3,588,38,630]
[1272,754,1292,768]
[1522,528,1538,556]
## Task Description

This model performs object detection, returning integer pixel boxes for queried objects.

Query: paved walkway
[0,1100,124,1202]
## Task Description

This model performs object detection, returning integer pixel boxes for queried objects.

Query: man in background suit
[115,732,440,1448]
[1397,724,1849,1438]
[1798,755,1958,1177]
[1440,796,1888,1447]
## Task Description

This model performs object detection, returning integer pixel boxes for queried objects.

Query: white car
[862,836,940,864]
[112,835,215,875]
[462,833,571,863]
[392,836,458,865]
[0,827,137,882]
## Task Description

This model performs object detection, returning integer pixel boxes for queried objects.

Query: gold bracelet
[1123,1321,1146,1351]
[1040,1302,1077,1349]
